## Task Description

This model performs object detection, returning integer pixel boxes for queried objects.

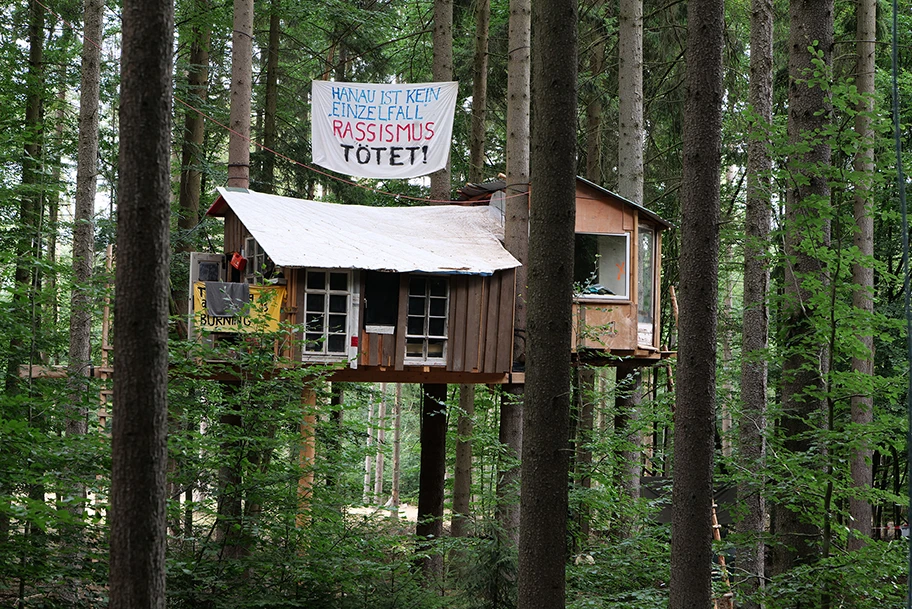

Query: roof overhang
[209,188,521,276]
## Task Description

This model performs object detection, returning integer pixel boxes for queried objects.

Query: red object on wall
[230,251,247,272]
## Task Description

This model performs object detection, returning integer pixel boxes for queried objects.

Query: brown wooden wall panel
[394,275,408,370]
[380,333,395,366]
[482,274,501,373]
[368,331,381,366]
[462,277,483,372]
[448,276,468,372]
[495,268,516,372]
[291,269,305,360]
[224,210,247,254]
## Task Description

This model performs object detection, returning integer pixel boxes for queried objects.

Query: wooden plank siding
[445,270,515,374]
[223,209,247,254]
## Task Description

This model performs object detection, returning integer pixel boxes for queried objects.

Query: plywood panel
[575,183,631,235]
[571,301,637,352]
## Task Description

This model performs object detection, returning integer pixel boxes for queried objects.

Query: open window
[405,275,448,364]
[573,233,630,300]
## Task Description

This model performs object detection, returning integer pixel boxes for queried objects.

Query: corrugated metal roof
[212,188,521,276]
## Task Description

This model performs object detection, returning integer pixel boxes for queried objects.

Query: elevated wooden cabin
[570,177,672,362]
[193,187,519,384]
[190,180,671,383]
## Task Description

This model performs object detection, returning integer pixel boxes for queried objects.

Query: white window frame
[301,269,353,361]
[574,232,631,302]
[244,236,271,284]
[403,275,449,365]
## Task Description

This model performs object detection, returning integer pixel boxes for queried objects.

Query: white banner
[311,80,459,179]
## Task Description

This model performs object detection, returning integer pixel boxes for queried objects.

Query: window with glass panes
[405,276,448,362]
[244,237,270,283]
[303,270,350,356]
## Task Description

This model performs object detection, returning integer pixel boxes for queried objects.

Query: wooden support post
[297,385,317,526]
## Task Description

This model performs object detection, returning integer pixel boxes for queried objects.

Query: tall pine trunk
[668,0,723,606]
[416,384,447,576]
[429,0,453,202]
[451,384,474,538]
[468,0,490,183]
[109,0,173,605]
[848,0,876,551]
[771,0,834,575]
[517,0,577,603]
[498,0,531,548]
[736,0,773,602]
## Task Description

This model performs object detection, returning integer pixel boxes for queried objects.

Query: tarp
[214,188,521,276]
[311,81,459,179]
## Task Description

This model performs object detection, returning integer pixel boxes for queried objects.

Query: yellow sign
[192,281,286,333]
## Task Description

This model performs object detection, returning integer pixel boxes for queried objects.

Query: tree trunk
[848,0,876,551]
[497,386,523,545]
[736,0,773,603]
[617,0,643,203]
[64,0,104,519]
[177,0,210,247]
[770,0,833,575]
[498,0,530,550]
[6,0,45,393]
[109,0,173,605]
[363,393,374,504]
[575,368,595,541]
[260,0,281,193]
[227,0,253,188]
[468,0,490,183]
[517,0,577,603]
[615,365,642,538]
[391,383,402,512]
[668,0,723,607]
[451,384,474,538]
[374,384,387,504]
[416,383,447,577]
[429,0,453,202]
[583,0,606,183]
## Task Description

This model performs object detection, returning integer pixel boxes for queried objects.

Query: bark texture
[66,0,104,445]
[736,0,773,602]
[416,383,447,576]
[499,0,530,549]
[468,0,490,183]
[848,0,876,551]
[668,0,723,607]
[617,0,644,203]
[177,0,210,243]
[517,0,577,603]
[771,0,833,575]
[109,0,173,606]
[227,0,253,188]
[429,0,453,202]
[451,384,474,538]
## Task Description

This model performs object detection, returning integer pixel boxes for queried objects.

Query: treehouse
[189,179,671,384]
[570,177,672,362]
